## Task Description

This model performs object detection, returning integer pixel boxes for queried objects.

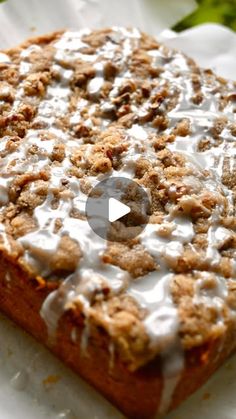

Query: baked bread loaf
[0,28,235,418]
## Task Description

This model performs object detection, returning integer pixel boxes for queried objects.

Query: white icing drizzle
[195,272,228,306]
[87,62,104,96]
[0,27,235,416]
[0,52,11,63]
[129,272,179,350]
[0,223,11,254]
[194,272,229,333]
[0,178,9,205]
[206,225,233,268]
[157,344,184,415]
[19,44,42,75]
[54,29,95,63]
[140,217,194,263]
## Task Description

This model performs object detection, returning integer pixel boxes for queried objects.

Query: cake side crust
[0,252,236,419]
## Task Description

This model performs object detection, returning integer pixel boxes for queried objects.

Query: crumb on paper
[202,391,211,401]
[43,374,61,386]
[30,26,36,32]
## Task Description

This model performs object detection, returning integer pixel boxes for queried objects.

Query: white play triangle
[108,198,131,223]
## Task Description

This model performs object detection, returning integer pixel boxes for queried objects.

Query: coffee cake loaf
[0,28,235,418]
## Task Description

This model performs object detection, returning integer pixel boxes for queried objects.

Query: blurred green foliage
[174,0,236,31]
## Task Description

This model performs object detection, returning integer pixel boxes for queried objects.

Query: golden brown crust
[0,253,236,419]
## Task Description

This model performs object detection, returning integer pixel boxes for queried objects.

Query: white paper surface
[160,23,236,80]
[0,1,236,419]
[0,0,196,47]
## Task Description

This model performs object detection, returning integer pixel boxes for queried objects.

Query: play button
[108,198,131,223]
[85,176,150,242]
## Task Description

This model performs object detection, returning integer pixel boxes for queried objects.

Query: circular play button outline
[85,176,150,242]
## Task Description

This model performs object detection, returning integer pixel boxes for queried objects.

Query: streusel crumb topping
[0,28,235,371]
